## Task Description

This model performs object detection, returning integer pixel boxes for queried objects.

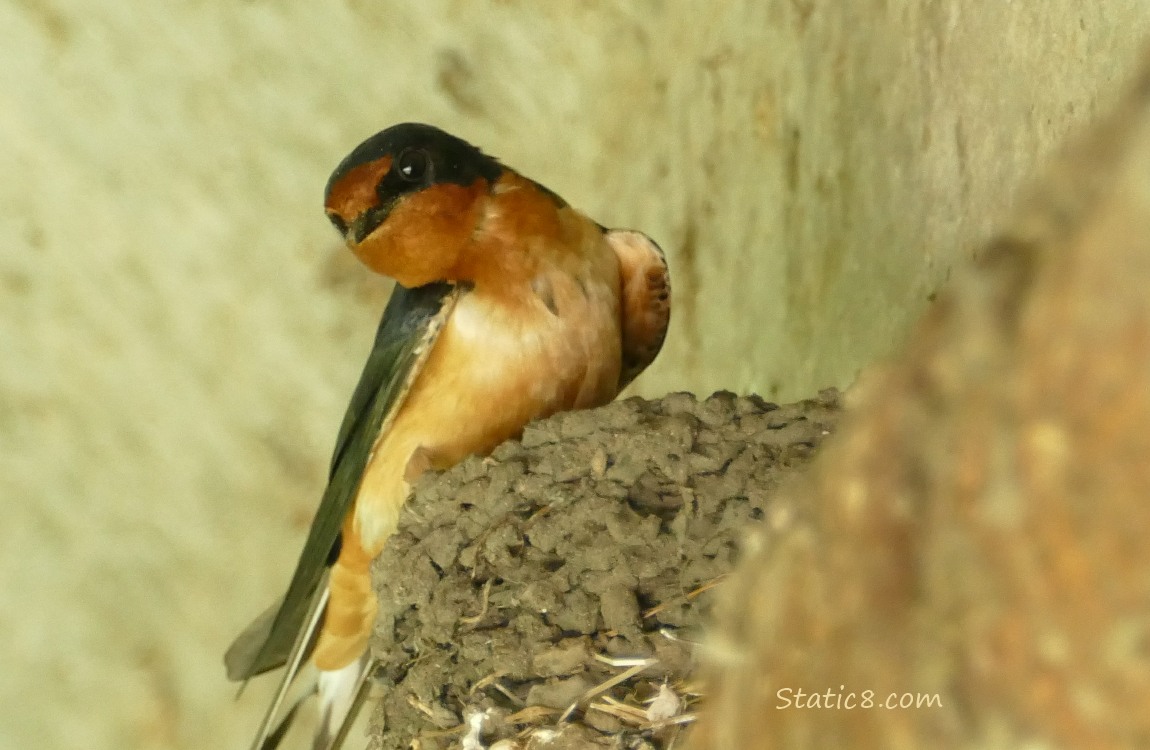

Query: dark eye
[396,148,430,183]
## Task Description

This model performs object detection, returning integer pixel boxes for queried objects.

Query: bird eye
[396,148,430,183]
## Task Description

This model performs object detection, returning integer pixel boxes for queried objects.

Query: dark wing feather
[225,281,460,681]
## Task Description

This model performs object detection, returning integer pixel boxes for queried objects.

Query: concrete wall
[1,2,1146,748]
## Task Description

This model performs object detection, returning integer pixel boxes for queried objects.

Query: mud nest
[368,389,842,750]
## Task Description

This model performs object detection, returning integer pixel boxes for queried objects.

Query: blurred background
[2,2,1148,748]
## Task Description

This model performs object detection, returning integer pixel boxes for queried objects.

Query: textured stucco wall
[2,2,1147,749]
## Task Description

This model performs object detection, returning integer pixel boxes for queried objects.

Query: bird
[224,122,671,750]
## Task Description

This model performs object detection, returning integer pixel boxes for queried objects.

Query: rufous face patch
[324,155,393,231]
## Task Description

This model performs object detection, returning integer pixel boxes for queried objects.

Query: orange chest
[399,273,624,466]
[347,274,624,557]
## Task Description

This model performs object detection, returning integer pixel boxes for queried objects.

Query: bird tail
[243,583,374,750]
[247,529,379,749]
[314,653,375,750]
[308,524,379,749]
[247,582,329,750]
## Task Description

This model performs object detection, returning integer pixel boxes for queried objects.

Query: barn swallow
[224,123,671,750]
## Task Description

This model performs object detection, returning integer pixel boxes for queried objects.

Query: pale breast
[351,264,622,555]
[419,270,623,460]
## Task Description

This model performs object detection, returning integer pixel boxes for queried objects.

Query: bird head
[323,123,501,288]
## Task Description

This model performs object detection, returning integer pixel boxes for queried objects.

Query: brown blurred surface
[692,48,1150,750]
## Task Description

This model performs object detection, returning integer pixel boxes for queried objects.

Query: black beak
[325,211,349,237]
[344,204,392,244]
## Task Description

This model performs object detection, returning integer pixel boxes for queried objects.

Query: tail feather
[314,654,375,750]
[248,579,330,750]
[258,684,316,750]
[245,588,375,750]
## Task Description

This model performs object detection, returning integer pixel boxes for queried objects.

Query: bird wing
[607,230,671,389]
[225,281,463,681]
